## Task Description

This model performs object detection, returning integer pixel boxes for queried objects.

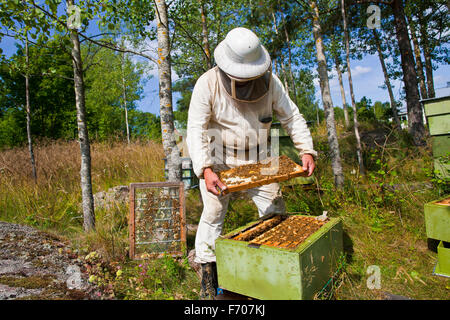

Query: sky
[1,19,449,116]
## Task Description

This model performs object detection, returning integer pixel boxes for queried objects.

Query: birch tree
[334,56,350,128]
[199,0,212,69]
[155,0,182,181]
[24,34,37,183]
[372,29,401,128]
[406,18,428,100]
[341,0,365,176]
[310,0,344,188]
[0,6,39,183]
[66,0,95,231]
[119,50,130,144]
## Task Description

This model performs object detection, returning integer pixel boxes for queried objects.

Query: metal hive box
[424,196,450,243]
[215,214,343,300]
[434,241,450,277]
[422,96,450,180]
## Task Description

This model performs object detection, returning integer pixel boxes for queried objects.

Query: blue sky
[1,27,448,116]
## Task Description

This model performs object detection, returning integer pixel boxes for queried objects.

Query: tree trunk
[271,11,290,93]
[273,58,278,76]
[391,0,425,145]
[120,51,130,144]
[67,0,95,232]
[310,0,344,188]
[199,0,212,69]
[418,11,435,98]
[334,55,350,128]
[341,0,365,176]
[407,17,428,100]
[372,29,401,128]
[25,34,37,184]
[155,0,182,182]
[281,12,298,105]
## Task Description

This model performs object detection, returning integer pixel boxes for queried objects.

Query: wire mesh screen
[129,182,186,259]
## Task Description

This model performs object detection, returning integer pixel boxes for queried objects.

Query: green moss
[13,281,88,300]
[0,275,53,289]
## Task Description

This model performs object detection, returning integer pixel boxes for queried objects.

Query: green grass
[1,123,449,300]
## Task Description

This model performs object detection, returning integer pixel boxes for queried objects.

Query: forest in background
[0,0,449,300]
[1,0,448,150]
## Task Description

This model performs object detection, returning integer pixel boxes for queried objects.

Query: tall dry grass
[0,139,165,235]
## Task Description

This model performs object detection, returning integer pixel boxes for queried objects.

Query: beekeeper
[186,27,317,299]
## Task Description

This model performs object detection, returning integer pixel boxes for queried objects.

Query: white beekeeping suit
[186,27,317,265]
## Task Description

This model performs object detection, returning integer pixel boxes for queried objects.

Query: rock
[0,221,104,300]
[93,185,129,210]
[382,291,412,300]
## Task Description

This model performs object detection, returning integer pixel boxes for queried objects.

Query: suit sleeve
[186,74,214,178]
[272,74,318,159]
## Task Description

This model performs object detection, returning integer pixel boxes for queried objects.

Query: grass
[0,122,449,300]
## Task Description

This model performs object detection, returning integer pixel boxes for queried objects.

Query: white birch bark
[67,0,95,231]
[341,0,365,176]
[334,56,350,128]
[25,34,37,184]
[310,0,344,188]
[155,0,182,182]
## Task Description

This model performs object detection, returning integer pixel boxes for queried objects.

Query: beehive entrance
[229,215,328,249]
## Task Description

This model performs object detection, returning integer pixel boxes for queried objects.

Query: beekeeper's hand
[203,167,227,195]
[302,154,315,177]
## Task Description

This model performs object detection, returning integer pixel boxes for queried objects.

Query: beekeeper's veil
[214,27,272,102]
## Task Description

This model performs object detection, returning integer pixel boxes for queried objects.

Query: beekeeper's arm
[186,75,226,195]
[272,74,317,175]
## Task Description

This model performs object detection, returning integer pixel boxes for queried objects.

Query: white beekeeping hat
[214,27,271,79]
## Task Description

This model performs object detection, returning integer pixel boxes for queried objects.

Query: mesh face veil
[218,66,272,102]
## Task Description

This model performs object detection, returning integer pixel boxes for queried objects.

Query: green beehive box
[427,115,450,136]
[422,96,450,180]
[423,96,449,118]
[424,197,450,242]
[430,135,450,158]
[434,241,450,277]
[215,215,343,300]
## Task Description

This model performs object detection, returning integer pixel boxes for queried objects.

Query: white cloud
[350,65,372,77]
